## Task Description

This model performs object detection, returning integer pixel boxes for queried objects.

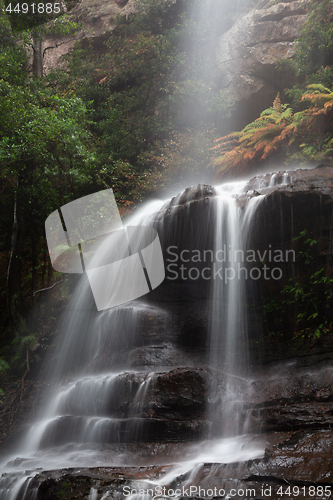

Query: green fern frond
[0,358,10,373]
[306,83,332,93]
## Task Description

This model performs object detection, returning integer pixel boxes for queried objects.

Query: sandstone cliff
[216,0,309,129]
[42,0,135,72]
[42,0,309,131]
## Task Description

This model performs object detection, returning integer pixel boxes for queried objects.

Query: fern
[0,358,10,373]
[211,87,333,178]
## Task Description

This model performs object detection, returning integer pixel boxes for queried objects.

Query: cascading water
[0,175,276,499]
[208,182,266,439]
[0,199,169,499]
[1,161,306,498]
[209,182,248,438]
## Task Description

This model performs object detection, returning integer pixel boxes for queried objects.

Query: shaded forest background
[0,0,333,380]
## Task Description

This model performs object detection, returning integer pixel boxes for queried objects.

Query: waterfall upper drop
[207,182,265,438]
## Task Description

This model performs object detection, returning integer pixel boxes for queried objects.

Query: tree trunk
[32,32,43,77]
[31,232,37,309]
[6,188,27,336]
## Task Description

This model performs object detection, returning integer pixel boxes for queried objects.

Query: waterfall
[209,182,247,437]
[208,183,265,439]
[0,177,279,498]
[0,199,168,497]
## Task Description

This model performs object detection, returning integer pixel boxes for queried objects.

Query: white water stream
[0,172,294,499]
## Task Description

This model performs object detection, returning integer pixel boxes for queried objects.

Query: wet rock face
[217,0,309,130]
[37,367,210,449]
[149,184,216,304]
[245,164,333,195]
[168,184,217,207]
[237,165,333,355]
[244,357,333,433]
[250,429,333,485]
[24,427,333,499]
[244,166,333,266]
[150,166,333,354]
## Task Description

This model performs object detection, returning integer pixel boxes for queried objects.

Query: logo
[45,189,165,310]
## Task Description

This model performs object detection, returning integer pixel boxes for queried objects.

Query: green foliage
[0,357,10,373]
[262,231,333,340]
[0,79,95,217]
[281,269,333,339]
[11,332,40,371]
[293,0,333,80]
[0,76,94,341]
[17,14,81,48]
[280,0,333,107]
[0,3,27,84]
[292,230,318,265]
[211,86,333,178]
[0,8,97,349]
